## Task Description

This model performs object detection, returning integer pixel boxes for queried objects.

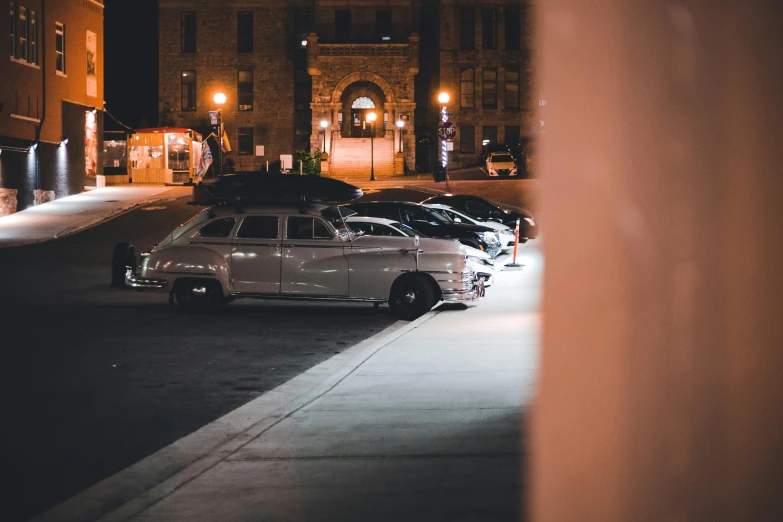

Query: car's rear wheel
[175,278,224,313]
[389,275,436,321]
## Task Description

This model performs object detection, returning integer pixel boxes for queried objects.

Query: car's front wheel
[388,275,436,321]
[174,278,225,313]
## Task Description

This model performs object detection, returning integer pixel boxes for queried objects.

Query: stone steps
[330,138,394,177]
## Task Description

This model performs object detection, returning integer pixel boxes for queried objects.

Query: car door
[281,215,349,296]
[230,215,282,294]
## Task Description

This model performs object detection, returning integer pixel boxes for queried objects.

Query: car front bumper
[437,270,484,302]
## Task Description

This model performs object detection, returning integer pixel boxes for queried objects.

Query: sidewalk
[35,244,542,522]
[0,185,191,248]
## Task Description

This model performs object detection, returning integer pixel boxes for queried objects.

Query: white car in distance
[345,216,496,287]
[485,152,518,177]
[424,204,516,253]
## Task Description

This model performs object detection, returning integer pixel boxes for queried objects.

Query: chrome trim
[229,292,386,303]
[232,242,280,247]
[280,244,345,249]
[161,271,217,276]
[125,268,167,289]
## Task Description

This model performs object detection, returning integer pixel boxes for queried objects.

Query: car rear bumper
[125,268,168,290]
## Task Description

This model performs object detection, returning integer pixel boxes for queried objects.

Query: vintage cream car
[125,203,482,320]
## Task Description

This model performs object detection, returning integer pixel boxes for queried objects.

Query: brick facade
[158,0,532,174]
[1,0,105,212]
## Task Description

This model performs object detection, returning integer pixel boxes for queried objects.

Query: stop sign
[437,121,457,140]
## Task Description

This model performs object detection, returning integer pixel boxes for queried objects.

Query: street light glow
[320,119,329,128]
[396,119,405,128]
[366,112,377,122]
[213,92,227,105]
[437,92,450,104]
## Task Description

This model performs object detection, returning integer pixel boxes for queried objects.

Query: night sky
[104,0,159,130]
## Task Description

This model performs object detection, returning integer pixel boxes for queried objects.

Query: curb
[32,311,439,522]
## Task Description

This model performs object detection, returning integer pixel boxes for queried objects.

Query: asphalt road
[0,197,397,521]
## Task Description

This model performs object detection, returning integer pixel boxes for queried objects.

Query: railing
[319,44,408,57]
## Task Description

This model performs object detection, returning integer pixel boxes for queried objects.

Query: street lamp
[213,92,226,176]
[437,91,450,186]
[366,111,377,181]
[320,118,328,151]
[396,119,405,153]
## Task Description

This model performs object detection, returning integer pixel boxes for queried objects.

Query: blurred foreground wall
[533,1,783,520]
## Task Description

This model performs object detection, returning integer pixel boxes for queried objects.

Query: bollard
[505,219,524,270]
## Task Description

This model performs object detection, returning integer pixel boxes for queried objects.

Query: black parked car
[342,201,503,257]
[420,194,539,240]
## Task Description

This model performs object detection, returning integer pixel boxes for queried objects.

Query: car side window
[287,217,332,240]
[237,216,279,239]
[199,218,236,238]
[465,200,489,214]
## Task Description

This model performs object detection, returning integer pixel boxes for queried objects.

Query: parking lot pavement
[36,241,542,522]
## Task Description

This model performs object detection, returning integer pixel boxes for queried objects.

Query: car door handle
[400,248,424,254]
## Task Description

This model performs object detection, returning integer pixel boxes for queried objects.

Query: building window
[238,127,253,154]
[459,7,475,51]
[482,126,498,148]
[376,10,391,41]
[237,11,253,53]
[9,2,15,59]
[482,8,497,50]
[17,5,27,61]
[505,125,521,150]
[181,70,196,111]
[460,125,475,154]
[181,12,196,53]
[505,66,520,109]
[460,68,475,108]
[505,7,521,51]
[29,10,36,64]
[238,70,253,111]
[335,10,350,43]
[482,68,497,109]
[55,22,65,73]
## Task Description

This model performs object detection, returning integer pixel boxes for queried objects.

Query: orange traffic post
[506,218,524,269]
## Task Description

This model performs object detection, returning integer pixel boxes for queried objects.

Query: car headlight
[480,231,499,245]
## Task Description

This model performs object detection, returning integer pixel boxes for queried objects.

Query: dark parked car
[420,194,538,240]
[342,201,502,257]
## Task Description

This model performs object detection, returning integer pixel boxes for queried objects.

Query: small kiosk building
[129,128,203,184]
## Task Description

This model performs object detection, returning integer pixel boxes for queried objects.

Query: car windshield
[405,204,451,225]
[491,154,514,163]
[393,222,430,237]
[321,207,350,235]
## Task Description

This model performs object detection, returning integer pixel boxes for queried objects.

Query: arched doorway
[339,81,386,138]
[349,96,376,138]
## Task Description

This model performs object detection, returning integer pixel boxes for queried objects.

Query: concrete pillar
[533,2,783,522]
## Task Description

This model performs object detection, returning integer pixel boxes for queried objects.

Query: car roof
[345,216,400,225]
[204,202,332,217]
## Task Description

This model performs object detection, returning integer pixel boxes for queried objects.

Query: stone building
[158,0,532,178]
[1,0,104,215]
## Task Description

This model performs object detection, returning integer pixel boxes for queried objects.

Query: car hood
[489,161,516,169]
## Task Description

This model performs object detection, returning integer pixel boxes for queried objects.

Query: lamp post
[213,92,226,176]
[396,119,405,153]
[367,111,377,181]
[320,118,328,151]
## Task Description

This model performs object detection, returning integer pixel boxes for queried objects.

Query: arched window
[351,96,376,109]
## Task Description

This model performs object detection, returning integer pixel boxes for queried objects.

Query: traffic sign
[437,121,457,140]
